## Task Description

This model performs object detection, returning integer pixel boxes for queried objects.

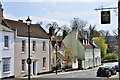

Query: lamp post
[118,1,120,79]
[55,44,58,74]
[26,16,32,80]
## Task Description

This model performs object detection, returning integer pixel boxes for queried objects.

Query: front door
[33,61,36,75]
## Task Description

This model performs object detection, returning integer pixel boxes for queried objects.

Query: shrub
[102,53,118,62]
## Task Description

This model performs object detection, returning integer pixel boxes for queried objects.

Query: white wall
[0,28,14,78]
[85,49,94,68]
[72,59,78,69]
[94,48,101,66]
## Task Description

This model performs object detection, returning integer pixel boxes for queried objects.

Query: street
[40,62,118,78]
[2,62,119,80]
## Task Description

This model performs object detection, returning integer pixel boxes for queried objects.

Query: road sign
[101,11,110,24]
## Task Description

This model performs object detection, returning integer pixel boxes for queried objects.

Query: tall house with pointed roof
[63,28,101,69]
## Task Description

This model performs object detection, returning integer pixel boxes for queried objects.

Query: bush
[102,53,118,62]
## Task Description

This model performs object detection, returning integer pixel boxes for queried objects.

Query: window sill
[21,71,26,73]
[4,47,9,50]
[32,51,35,54]
[3,71,11,74]
[21,52,25,54]
[42,67,46,70]
[43,51,45,53]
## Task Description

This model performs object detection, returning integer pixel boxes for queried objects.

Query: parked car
[97,67,111,77]
[114,65,119,72]
[105,66,116,75]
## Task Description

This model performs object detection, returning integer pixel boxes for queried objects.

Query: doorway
[33,61,37,75]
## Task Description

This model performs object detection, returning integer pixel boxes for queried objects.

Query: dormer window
[83,40,85,44]
[86,40,87,44]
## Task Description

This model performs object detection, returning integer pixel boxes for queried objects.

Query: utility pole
[118,0,120,79]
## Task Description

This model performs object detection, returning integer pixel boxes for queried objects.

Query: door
[33,61,36,75]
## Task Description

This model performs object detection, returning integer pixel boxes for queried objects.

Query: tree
[99,30,111,37]
[88,25,96,40]
[71,18,88,32]
[92,36,108,58]
[46,22,61,36]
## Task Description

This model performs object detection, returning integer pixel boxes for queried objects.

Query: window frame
[43,41,46,52]
[22,59,25,71]
[4,36,9,49]
[43,57,46,69]
[3,58,10,73]
[22,40,25,53]
[32,41,36,53]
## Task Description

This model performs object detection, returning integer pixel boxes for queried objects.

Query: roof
[89,41,100,48]
[78,34,82,39]
[83,44,93,49]
[55,52,64,59]
[3,19,49,39]
[78,34,93,49]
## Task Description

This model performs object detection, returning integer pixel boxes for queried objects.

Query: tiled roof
[55,52,64,59]
[3,19,49,39]
[78,33,93,49]
[78,34,82,39]
[83,44,93,49]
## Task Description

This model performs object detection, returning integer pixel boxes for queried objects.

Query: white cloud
[4,14,17,20]
[1,0,117,2]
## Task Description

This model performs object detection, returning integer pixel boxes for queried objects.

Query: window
[43,41,46,52]
[43,57,46,69]
[32,41,35,52]
[74,59,76,63]
[22,59,25,71]
[3,59,10,72]
[22,40,25,52]
[4,36,9,48]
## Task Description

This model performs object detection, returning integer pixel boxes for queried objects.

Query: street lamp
[26,16,32,80]
[55,44,58,74]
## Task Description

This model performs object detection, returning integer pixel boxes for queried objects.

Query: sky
[1,0,118,35]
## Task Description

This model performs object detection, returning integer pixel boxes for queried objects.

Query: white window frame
[4,36,9,49]
[43,41,46,52]
[3,58,10,73]
[22,59,25,71]
[43,57,46,70]
[22,40,25,53]
[32,41,36,53]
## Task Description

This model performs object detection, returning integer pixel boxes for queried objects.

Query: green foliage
[102,53,118,62]
[92,36,108,58]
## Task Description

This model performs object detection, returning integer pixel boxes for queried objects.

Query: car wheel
[108,72,111,77]
[114,71,116,75]
[97,74,100,77]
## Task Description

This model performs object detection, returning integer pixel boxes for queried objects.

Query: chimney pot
[18,19,23,22]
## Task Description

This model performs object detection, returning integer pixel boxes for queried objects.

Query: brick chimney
[18,19,23,22]
[0,2,3,24]
[63,30,68,40]
[49,26,55,37]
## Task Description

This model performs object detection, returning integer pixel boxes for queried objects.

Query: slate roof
[3,19,49,39]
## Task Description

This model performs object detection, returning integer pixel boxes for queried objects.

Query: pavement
[2,62,119,79]
[18,66,99,79]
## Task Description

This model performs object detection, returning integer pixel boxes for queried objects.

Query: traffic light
[101,11,110,24]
